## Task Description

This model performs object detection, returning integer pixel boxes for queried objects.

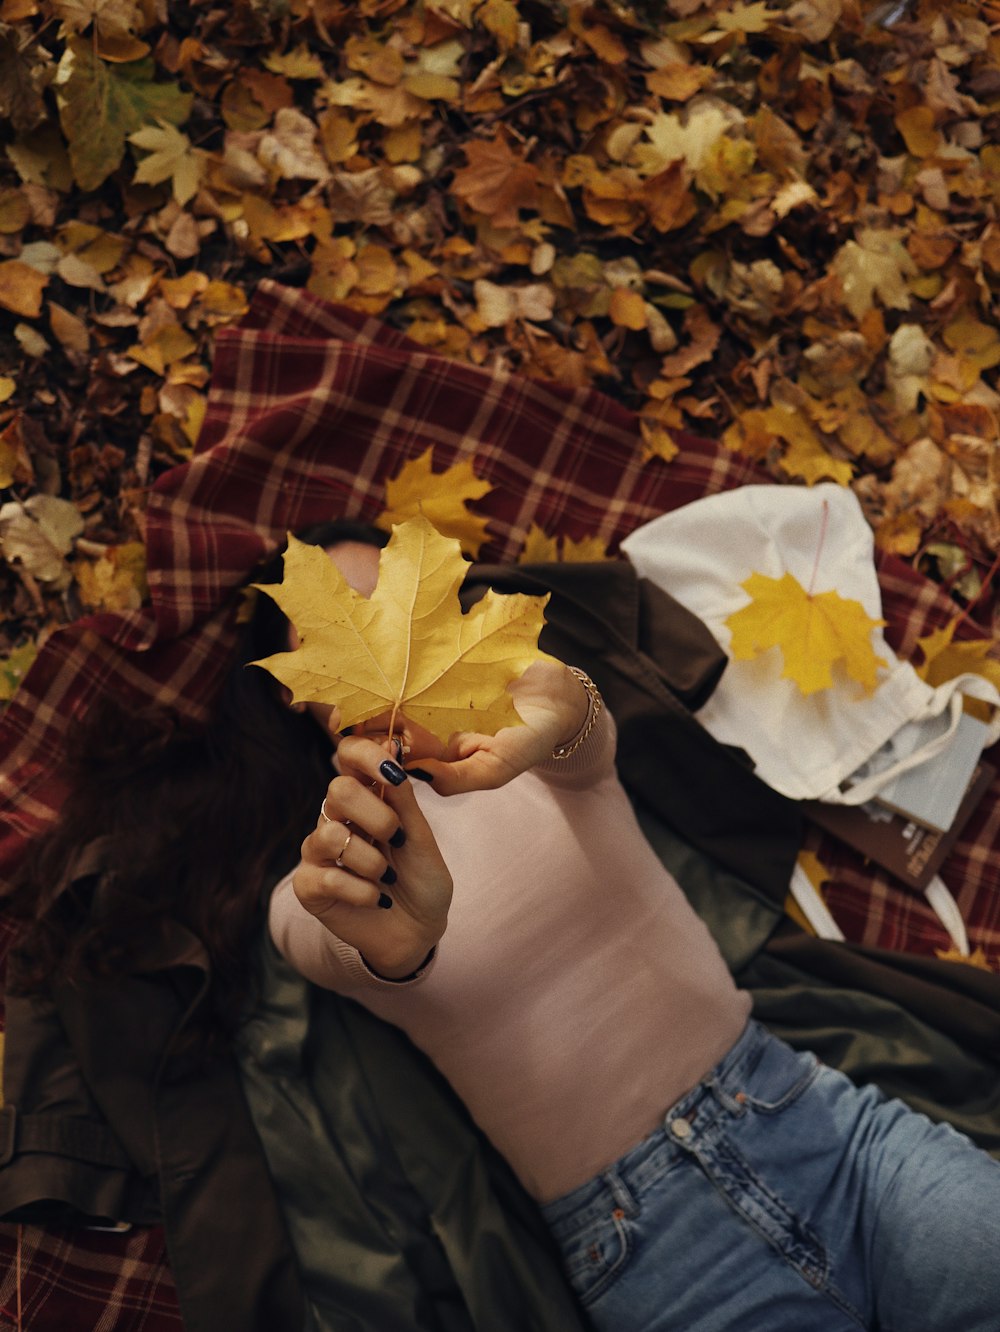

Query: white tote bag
[621,484,1000,804]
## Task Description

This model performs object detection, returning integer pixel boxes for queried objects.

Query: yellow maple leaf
[725,571,887,696]
[129,120,201,204]
[915,618,1000,722]
[252,516,550,742]
[934,945,993,971]
[516,523,608,563]
[376,448,493,556]
[831,228,916,321]
[263,44,325,80]
[54,37,192,193]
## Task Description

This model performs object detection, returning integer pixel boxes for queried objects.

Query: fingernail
[377,892,394,909]
[380,866,397,885]
[379,759,407,785]
[389,826,406,849]
[406,767,434,783]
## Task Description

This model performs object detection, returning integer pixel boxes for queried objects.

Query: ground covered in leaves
[1,0,999,699]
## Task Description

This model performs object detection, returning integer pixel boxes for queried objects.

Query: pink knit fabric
[270,708,751,1202]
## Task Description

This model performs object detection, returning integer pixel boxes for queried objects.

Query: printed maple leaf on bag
[252,515,550,742]
[724,570,887,697]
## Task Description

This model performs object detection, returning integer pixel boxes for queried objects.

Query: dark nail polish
[406,767,435,783]
[380,866,397,886]
[379,759,407,785]
[389,826,406,849]
[377,892,394,909]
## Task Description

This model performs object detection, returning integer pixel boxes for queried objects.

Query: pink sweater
[269,708,751,1203]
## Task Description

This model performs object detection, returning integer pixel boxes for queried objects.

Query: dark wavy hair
[4,520,388,1028]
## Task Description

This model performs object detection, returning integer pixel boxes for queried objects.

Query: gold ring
[320,797,333,823]
[335,831,353,868]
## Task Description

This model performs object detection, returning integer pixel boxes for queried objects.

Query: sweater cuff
[536,705,616,785]
[327,931,437,988]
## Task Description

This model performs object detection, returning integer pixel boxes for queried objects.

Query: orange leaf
[450,131,540,229]
[579,24,628,65]
[895,105,941,159]
[608,288,647,329]
[645,64,709,102]
[0,259,47,318]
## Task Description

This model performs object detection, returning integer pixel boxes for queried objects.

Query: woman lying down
[270,531,1000,1332]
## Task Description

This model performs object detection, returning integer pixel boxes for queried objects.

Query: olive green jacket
[3,560,1000,1331]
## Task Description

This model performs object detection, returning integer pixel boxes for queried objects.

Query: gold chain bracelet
[551,667,603,760]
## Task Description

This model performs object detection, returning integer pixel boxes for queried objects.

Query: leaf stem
[807,499,830,597]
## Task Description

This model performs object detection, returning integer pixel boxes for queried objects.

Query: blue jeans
[541,1020,1000,1331]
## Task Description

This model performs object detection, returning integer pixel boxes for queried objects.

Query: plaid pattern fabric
[0,280,997,1327]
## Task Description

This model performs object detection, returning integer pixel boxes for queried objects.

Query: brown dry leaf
[258,106,330,181]
[608,288,647,330]
[252,516,550,742]
[0,416,35,488]
[831,228,916,321]
[895,106,941,160]
[725,570,887,696]
[48,301,90,353]
[659,305,721,376]
[263,44,325,80]
[450,130,540,228]
[473,279,554,328]
[127,322,197,373]
[159,270,209,310]
[376,448,493,557]
[0,259,47,317]
[645,63,710,101]
[478,0,519,51]
[75,540,148,610]
[0,494,85,587]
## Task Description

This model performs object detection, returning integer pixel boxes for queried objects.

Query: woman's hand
[293,736,452,979]
[406,660,592,796]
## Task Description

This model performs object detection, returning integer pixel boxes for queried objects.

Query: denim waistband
[541,1018,767,1241]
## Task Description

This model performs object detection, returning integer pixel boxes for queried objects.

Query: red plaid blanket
[1,280,998,1328]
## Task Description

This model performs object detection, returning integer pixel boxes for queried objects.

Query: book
[844,710,990,833]
[803,760,996,893]
[871,712,991,832]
